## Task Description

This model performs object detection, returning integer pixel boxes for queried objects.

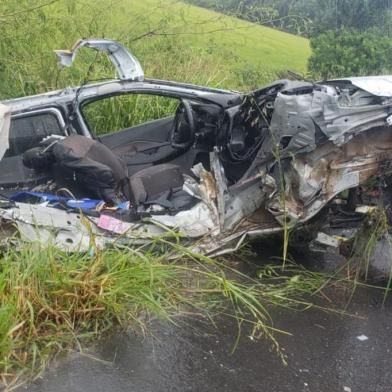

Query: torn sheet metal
[7,203,102,252]
[256,80,392,164]
[152,202,217,238]
[55,39,144,81]
[266,128,392,225]
[189,162,220,226]
[210,150,228,229]
[0,202,166,252]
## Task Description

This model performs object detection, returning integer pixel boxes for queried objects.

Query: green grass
[0,0,310,99]
[120,0,310,74]
[0,240,334,388]
[83,94,181,135]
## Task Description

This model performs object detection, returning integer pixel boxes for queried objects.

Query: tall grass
[83,94,180,135]
[335,207,392,305]
[350,208,389,281]
[0,239,336,389]
[0,0,309,101]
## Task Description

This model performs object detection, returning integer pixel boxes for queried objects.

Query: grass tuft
[0,239,338,388]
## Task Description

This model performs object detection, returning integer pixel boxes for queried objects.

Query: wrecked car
[1,38,392,256]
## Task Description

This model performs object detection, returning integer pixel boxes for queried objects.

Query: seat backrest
[130,163,184,204]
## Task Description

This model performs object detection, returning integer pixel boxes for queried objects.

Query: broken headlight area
[279,179,392,282]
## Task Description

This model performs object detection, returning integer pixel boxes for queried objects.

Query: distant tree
[308,28,392,78]
[291,0,392,36]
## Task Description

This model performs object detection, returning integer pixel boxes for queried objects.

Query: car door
[0,107,67,188]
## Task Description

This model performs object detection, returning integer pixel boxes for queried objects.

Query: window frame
[7,107,68,157]
[11,107,67,129]
[79,90,184,138]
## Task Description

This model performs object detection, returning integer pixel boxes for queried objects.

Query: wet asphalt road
[22,287,392,392]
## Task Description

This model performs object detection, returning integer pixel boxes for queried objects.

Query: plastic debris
[97,214,133,234]
[356,334,369,341]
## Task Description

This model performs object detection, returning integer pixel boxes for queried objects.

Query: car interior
[0,90,267,215]
[85,96,223,210]
[0,97,222,212]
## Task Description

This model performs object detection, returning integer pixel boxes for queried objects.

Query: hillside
[0,0,310,98]
[120,0,310,73]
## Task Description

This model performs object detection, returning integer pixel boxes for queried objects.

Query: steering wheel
[170,99,195,149]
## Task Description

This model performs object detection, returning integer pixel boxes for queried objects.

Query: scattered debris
[356,334,369,341]
[313,232,341,248]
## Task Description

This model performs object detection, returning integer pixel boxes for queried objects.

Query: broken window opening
[6,111,65,158]
[82,93,180,136]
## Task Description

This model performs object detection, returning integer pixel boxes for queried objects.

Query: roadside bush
[308,28,392,79]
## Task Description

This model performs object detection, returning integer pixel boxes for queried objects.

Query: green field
[0,0,310,98]
[119,0,310,73]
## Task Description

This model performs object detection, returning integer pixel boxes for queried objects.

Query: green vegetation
[0,0,390,388]
[0,0,310,101]
[343,208,392,303]
[309,28,392,78]
[186,0,392,38]
[0,240,335,388]
[186,0,392,78]
[83,94,180,136]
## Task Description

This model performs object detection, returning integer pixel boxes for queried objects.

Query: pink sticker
[98,214,132,234]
